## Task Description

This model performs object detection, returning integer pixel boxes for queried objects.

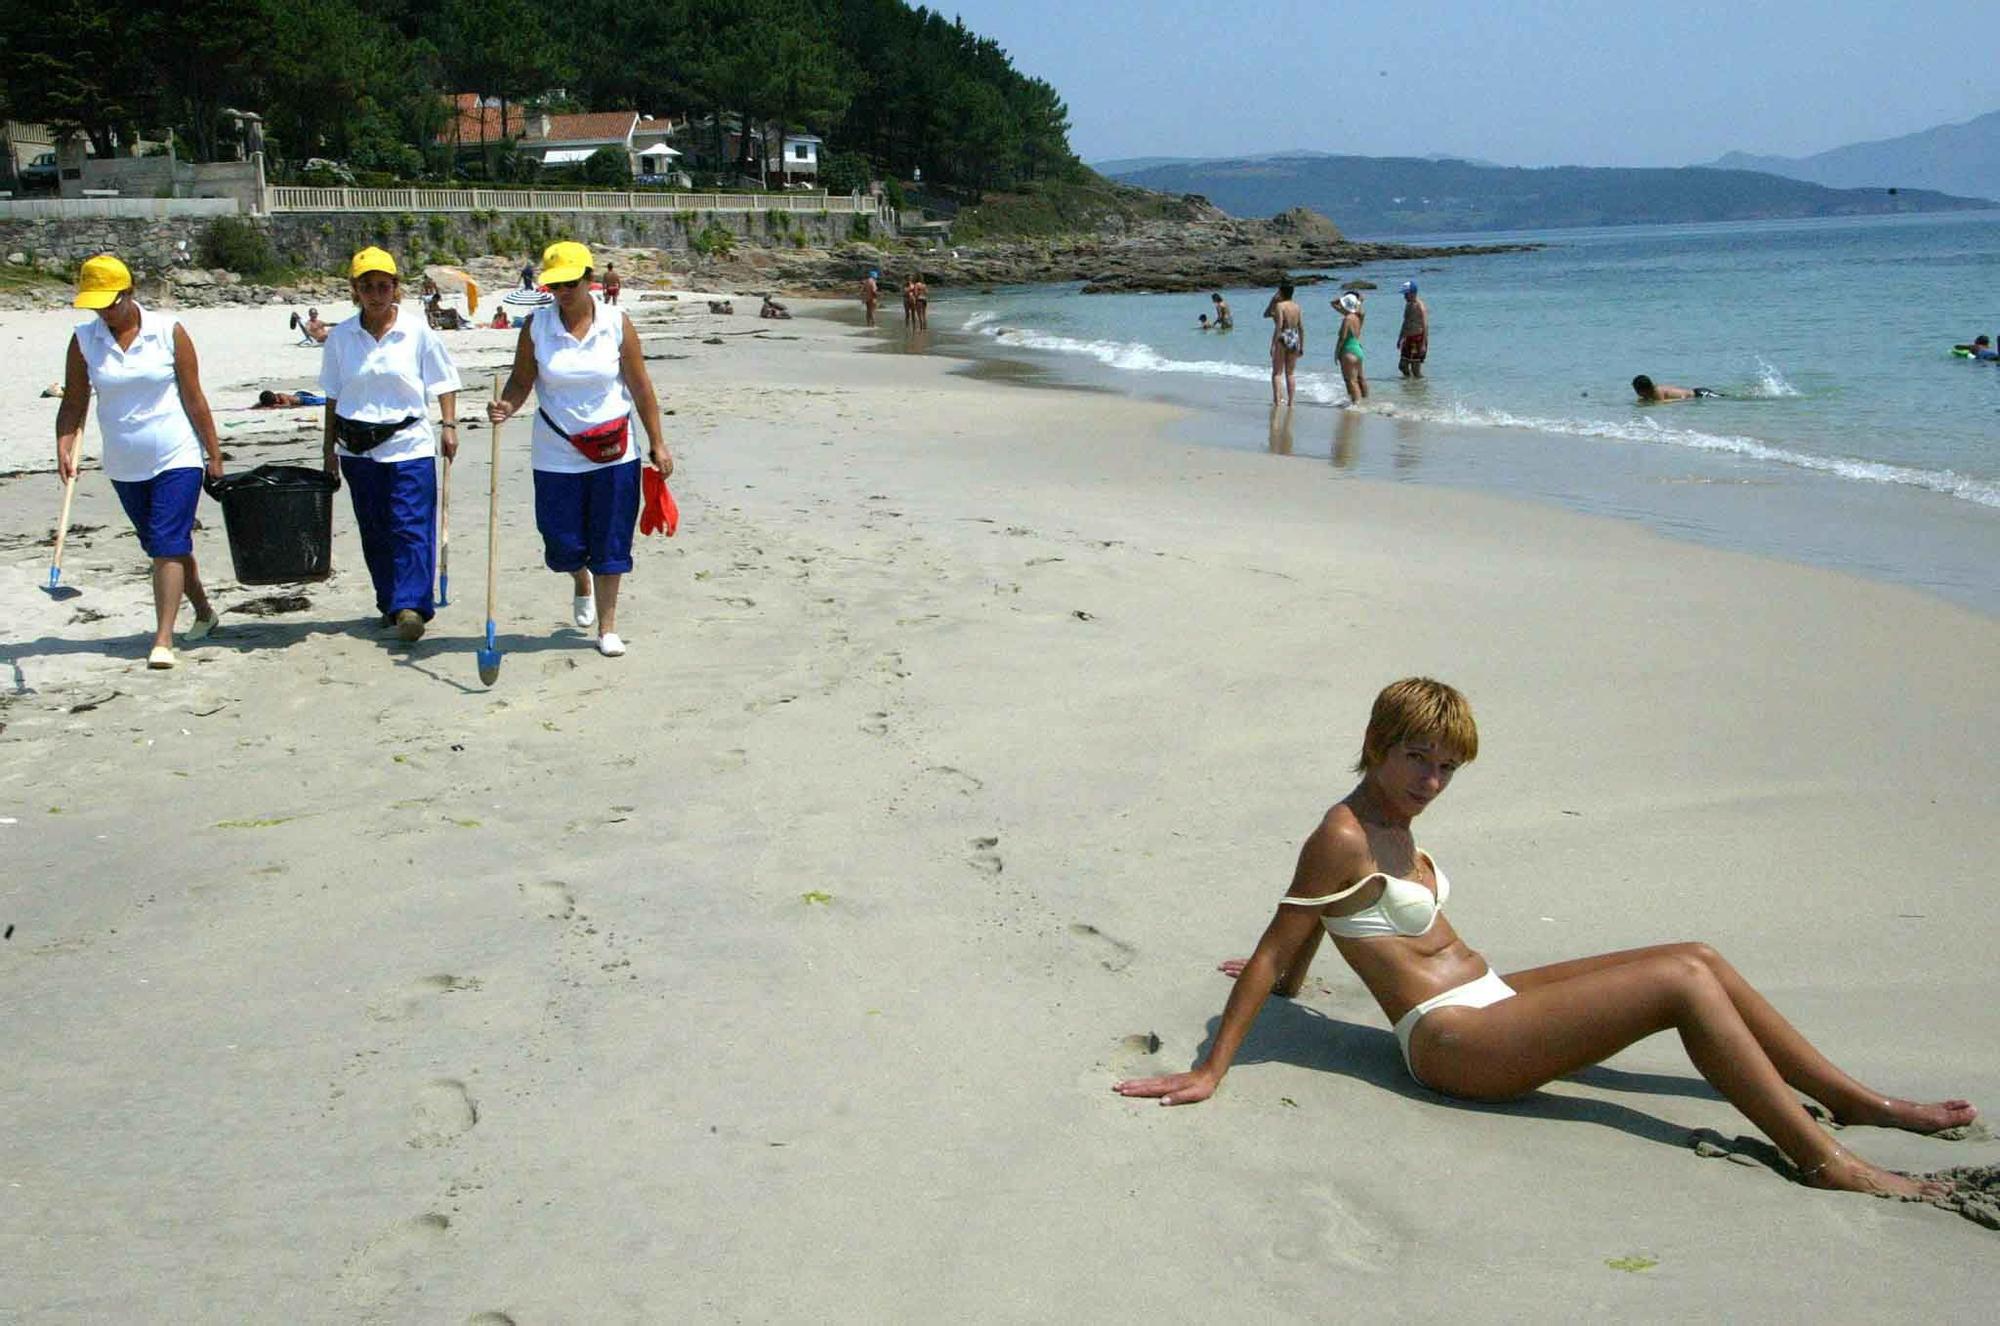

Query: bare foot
[1803,1151,1952,1201]
[1831,1097,1978,1134]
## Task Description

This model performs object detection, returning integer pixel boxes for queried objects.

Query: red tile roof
[534,113,638,145]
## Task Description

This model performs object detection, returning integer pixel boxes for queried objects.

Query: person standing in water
[861,270,880,327]
[1211,292,1233,329]
[1264,281,1305,406]
[1334,292,1368,404]
[54,254,226,669]
[1396,281,1429,378]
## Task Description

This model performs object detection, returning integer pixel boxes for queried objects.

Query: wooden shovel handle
[486,377,503,620]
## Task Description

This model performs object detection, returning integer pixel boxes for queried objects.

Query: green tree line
[1,0,1076,196]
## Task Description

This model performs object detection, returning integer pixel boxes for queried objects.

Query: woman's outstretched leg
[1414,951,1947,1199]
[1505,943,1975,1134]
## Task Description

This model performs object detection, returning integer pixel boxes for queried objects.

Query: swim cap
[1400,280,1418,295]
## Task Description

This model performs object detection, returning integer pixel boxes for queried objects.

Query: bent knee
[1651,951,1726,1006]
[1663,941,1727,972]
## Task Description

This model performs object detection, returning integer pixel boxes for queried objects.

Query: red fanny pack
[539,407,630,463]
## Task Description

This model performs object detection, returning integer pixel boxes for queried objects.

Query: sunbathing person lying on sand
[254,389,326,408]
[1115,677,1975,1200]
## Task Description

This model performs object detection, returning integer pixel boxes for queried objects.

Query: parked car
[17,152,60,194]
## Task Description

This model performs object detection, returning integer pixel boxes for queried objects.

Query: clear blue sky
[939,0,1997,167]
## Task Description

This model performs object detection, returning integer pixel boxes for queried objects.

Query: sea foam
[969,319,1998,509]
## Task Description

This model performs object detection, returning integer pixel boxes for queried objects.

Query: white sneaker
[596,632,625,658]
[573,595,596,628]
[185,611,220,641]
[147,645,176,670]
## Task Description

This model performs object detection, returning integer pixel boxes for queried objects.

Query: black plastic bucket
[205,464,340,585]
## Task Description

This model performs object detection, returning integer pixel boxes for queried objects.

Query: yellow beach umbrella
[424,264,480,316]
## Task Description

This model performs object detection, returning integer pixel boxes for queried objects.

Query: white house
[526,112,682,180]
[771,132,821,186]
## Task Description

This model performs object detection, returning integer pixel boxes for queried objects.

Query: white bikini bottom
[1391,968,1517,1086]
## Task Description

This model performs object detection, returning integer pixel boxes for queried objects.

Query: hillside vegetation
[945,171,1222,240]
[1107,155,1989,235]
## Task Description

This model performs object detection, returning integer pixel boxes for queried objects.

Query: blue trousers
[533,463,640,575]
[111,467,203,557]
[340,455,437,619]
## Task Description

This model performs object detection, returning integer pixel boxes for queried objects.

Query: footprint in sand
[520,880,576,921]
[408,1079,478,1148]
[967,836,1002,874]
[340,1212,450,1304]
[859,712,889,736]
[366,973,483,1023]
[1071,922,1136,972]
[465,1315,518,1326]
[923,765,983,797]
[1265,1183,1403,1272]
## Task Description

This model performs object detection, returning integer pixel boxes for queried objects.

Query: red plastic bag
[640,464,679,537]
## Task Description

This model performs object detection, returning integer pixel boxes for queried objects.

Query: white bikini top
[1279,849,1449,939]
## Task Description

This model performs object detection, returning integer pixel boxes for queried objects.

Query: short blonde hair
[1355,677,1478,773]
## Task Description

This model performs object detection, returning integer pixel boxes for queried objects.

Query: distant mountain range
[1705,109,2000,202]
[1099,155,1988,236]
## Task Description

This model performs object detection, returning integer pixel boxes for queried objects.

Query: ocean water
[927,211,2000,613]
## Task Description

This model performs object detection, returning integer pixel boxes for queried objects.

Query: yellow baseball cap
[73,254,133,309]
[350,246,399,279]
[539,240,593,286]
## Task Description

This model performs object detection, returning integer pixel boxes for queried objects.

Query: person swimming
[1633,374,1724,402]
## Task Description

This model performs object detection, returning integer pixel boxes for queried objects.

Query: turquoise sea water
[927,212,2000,613]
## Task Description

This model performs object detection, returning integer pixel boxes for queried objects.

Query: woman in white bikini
[1263,281,1305,406]
[1114,677,1974,1200]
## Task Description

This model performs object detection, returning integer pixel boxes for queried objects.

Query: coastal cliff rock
[694,207,1530,295]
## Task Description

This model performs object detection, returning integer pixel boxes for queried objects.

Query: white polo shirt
[74,305,203,482]
[320,308,462,464]
[527,305,638,474]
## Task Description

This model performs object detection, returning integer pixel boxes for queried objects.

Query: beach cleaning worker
[320,246,461,642]
[487,240,671,658]
[54,254,225,670]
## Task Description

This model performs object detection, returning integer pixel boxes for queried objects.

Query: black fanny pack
[335,414,421,453]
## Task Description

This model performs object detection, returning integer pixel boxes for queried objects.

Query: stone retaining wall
[0,205,887,278]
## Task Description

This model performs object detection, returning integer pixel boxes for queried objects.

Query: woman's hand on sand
[1113,1070,1219,1106]
[1217,958,1250,979]
[486,398,516,425]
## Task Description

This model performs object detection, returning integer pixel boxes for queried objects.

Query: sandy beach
[2,291,1995,1320]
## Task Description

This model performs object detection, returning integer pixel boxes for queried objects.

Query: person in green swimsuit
[1334,292,1368,404]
